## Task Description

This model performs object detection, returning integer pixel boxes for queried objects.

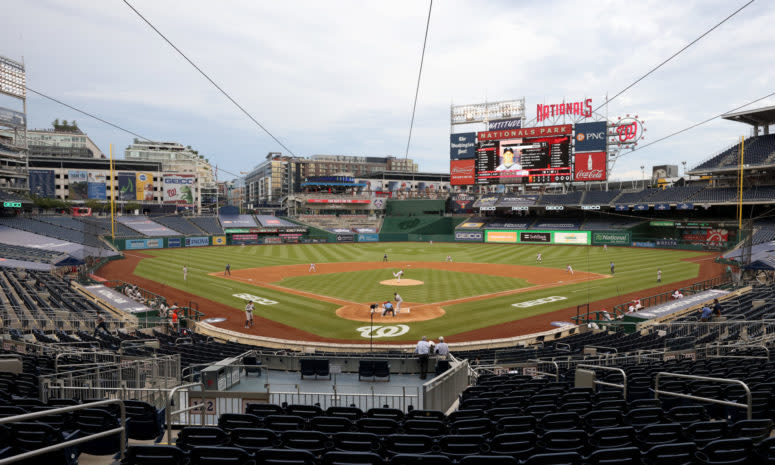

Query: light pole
[682,161,687,179]
[640,165,645,188]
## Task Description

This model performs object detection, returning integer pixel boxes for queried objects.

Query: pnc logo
[576,133,586,142]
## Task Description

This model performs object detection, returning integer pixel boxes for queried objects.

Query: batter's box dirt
[336,303,444,322]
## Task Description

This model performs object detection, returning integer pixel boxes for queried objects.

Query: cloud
[1,0,772,179]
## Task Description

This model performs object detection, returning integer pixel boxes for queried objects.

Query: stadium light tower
[640,165,645,188]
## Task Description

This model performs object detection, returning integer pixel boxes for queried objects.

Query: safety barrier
[655,372,752,420]
[0,399,127,464]
[423,358,470,412]
[577,364,627,397]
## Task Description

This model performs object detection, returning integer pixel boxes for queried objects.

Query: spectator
[712,298,722,320]
[94,313,108,337]
[415,336,430,379]
[170,308,180,333]
[435,336,450,359]
[672,289,684,299]
[699,305,712,322]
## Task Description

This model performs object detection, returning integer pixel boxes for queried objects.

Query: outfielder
[657,269,662,283]
[183,265,188,282]
[393,269,404,282]
[309,263,317,272]
[536,253,543,264]
[566,264,574,275]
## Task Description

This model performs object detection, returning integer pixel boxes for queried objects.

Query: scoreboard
[475,124,572,184]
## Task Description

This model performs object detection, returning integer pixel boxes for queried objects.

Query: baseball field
[98,243,722,343]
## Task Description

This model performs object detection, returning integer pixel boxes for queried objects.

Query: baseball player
[603,244,608,252]
[657,269,662,283]
[309,263,317,272]
[244,301,255,328]
[446,255,453,262]
[383,253,388,262]
[536,253,543,264]
[566,264,574,275]
[225,263,231,276]
[609,262,615,275]
[381,301,395,317]
[393,269,404,282]
[394,292,403,314]
[183,265,188,282]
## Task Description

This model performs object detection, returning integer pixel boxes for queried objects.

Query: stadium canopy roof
[722,105,775,127]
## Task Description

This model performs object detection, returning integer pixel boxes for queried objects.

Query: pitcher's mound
[337,303,445,322]
[380,278,424,286]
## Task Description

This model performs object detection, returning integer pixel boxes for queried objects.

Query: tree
[52,119,60,128]
[124,201,140,214]
[62,120,68,127]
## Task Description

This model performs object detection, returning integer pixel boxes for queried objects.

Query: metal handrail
[585,345,619,354]
[577,364,627,397]
[534,360,559,381]
[655,372,752,420]
[54,350,119,373]
[0,399,127,464]
[554,343,571,352]
[118,338,160,354]
[166,382,206,443]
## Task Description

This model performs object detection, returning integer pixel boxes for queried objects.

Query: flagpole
[109,144,116,240]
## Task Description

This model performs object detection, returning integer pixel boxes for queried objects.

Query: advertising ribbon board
[485,230,518,243]
[125,239,163,250]
[455,231,484,242]
[163,173,195,206]
[357,233,379,242]
[212,236,226,245]
[553,231,591,245]
[520,232,551,243]
[450,132,477,159]
[185,237,210,247]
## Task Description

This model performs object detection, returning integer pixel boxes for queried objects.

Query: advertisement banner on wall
[185,237,210,247]
[264,237,282,244]
[336,234,355,243]
[450,159,476,185]
[117,172,136,201]
[554,231,591,245]
[451,194,476,214]
[212,236,226,245]
[68,170,88,200]
[29,169,55,198]
[87,172,107,200]
[485,230,518,243]
[232,234,259,245]
[357,233,379,242]
[125,239,163,250]
[0,106,25,128]
[163,173,195,205]
[167,238,182,248]
[136,172,154,202]
[592,231,631,245]
[520,232,551,243]
[487,118,522,131]
[450,132,477,159]
[455,231,484,242]
[573,151,607,181]
[574,121,607,152]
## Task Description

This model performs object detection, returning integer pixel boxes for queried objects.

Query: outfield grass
[278,268,529,303]
[130,242,711,340]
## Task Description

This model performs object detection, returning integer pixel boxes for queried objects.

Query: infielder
[225,263,231,276]
[393,269,404,282]
[394,292,403,314]
[309,263,317,272]
[446,255,453,262]
[536,253,543,264]
[244,301,255,328]
[566,264,574,275]
[609,262,615,275]
[383,253,388,262]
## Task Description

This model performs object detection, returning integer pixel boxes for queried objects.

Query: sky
[1,0,773,182]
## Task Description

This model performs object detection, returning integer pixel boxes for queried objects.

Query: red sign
[306,199,370,204]
[573,151,607,181]
[706,229,728,242]
[537,99,592,122]
[477,124,572,142]
[450,159,475,185]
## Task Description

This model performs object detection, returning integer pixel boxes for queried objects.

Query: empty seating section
[118,216,179,236]
[743,185,775,201]
[753,220,775,245]
[77,217,139,237]
[0,217,109,248]
[581,218,644,230]
[151,216,206,235]
[646,185,705,203]
[582,190,621,205]
[256,215,296,227]
[219,214,257,228]
[687,187,737,203]
[189,216,224,234]
[0,243,68,265]
[538,191,583,205]
[613,190,648,205]
[529,218,581,230]
[693,134,775,170]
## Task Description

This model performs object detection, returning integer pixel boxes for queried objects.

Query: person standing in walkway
[415,336,430,379]
[435,336,450,360]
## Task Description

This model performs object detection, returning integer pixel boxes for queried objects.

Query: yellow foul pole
[738,136,744,230]
[109,144,116,240]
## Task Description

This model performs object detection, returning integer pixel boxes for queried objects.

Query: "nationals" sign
[537,99,592,122]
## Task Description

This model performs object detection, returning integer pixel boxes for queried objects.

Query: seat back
[124,445,186,465]
[188,445,252,465]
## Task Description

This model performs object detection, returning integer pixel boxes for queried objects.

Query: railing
[423,358,470,412]
[269,384,420,413]
[697,342,770,360]
[0,399,127,464]
[166,382,206,443]
[655,372,752,420]
[534,361,559,381]
[611,274,731,316]
[54,350,120,373]
[651,320,775,345]
[577,364,627,397]
[103,279,166,307]
[584,345,618,354]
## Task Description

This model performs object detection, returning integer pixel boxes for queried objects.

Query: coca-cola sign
[450,159,475,185]
[573,151,607,181]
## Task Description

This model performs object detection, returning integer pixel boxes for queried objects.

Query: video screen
[476,135,571,184]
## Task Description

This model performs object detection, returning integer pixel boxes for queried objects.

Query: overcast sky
[1,0,773,181]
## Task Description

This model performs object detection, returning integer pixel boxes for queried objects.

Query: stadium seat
[589,426,637,449]
[583,409,623,431]
[254,448,317,465]
[309,415,354,433]
[356,417,400,435]
[300,358,330,380]
[7,422,80,465]
[637,423,684,450]
[489,431,537,460]
[245,403,285,418]
[74,407,127,455]
[242,355,262,376]
[537,429,588,454]
[366,407,404,421]
[332,432,381,453]
[280,430,329,454]
[383,434,434,456]
[176,426,231,451]
[729,419,773,442]
[263,414,306,431]
[449,417,494,436]
[695,438,754,464]
[437,434,489,458]
[322,451,384,465]
[286,404,324,419]
[406,409,446,421]
[586,446,642,465]
[229,428,280,452]
[218,413,263,431]
[122,445,186,465]
[521,451,583,465]
[458,455,519,465]
[326,406,364,421]
[684,421,728,447]
[402,418,447,436]
[123,399,164,441]
[643,442,696,465]
[189,445,254,465]
[495,415,536,433]
[388,454,453,465]
[538,412,581,433]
